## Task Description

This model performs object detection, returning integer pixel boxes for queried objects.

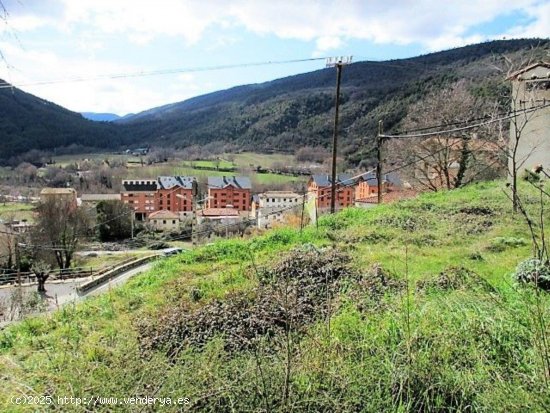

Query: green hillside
[120,38,549,165]
[1,39,548,164]
[0,85,130,162]
[1,180,549,411]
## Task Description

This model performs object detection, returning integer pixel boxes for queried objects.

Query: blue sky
[1,0,549,115]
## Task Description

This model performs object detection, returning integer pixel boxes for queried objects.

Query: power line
[0,57,329,90]
[380,102,550,139]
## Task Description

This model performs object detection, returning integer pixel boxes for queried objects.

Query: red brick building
[354,172,404,204]
[121,176,196,220]
[121,179,157,220]
[307,174,355,211]
[156,176,196,216]
[207,176,252,211]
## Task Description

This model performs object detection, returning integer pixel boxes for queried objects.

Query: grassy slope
[1,181,549,412]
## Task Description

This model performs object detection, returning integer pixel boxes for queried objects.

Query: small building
[254,191,302,229]
[147,210,181,232]
[307,174,355,211]
[40,188,78,209]
[197,207,241,225]
[507,61,550,172]
[207,176,252,211]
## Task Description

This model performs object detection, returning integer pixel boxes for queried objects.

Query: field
[1,180,549,411]
[0,202,35,222]
[49,151,308,187]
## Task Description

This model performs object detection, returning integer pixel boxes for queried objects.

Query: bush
[147,241,170,250]
[137,247,356,355]
[487,237,527,252]
[514,258,550,290]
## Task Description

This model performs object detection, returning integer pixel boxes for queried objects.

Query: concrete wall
[509,65,550,172]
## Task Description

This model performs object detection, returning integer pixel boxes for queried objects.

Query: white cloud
[0,41,201,114]
[9,1,547,51]
[505,2,550,39]
[2,0,549,113]
[314,36,344,57]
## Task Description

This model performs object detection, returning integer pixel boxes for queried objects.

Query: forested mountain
[0,86,130,163]
[0,38,548,165]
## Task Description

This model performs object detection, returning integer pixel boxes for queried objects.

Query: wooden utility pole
[326,56,352,214]
[377,120,384,205]
[191,178,199,246]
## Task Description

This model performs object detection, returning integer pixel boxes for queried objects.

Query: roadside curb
[76,255,159,294]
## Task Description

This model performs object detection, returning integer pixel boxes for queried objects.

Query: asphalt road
[0,262,154,324]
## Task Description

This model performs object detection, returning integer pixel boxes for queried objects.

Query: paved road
[0,263,154,325]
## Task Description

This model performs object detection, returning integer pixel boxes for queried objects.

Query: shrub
[147,241,170,250]
[514,258,550,290]
[487,237,527,252]
[137,247,356,355]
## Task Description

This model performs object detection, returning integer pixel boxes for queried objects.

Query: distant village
[30,171,411,238]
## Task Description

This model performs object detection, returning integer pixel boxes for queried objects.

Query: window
[172,220,176,224]
[163,220,167,224]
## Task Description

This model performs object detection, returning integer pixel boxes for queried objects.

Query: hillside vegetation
[1,180,549,411]
[1,39,548,164]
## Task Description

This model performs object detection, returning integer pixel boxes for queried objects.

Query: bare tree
[32,260,51,293]
[33,198,89,269]
[392,81,503,191]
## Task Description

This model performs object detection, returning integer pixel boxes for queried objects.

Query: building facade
[156,176,195,216]
[307,174,355,211]
[507,62,550,172]
[354,172,402,202]
[255,191,302,228]
[207,176,252,211]
[147,210,181,232]
[121,176,196,221]
[121,179,158,221]
[40,188,78,209]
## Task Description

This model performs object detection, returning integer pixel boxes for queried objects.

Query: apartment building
[307,174,355,211]
[121,179,158,221]
[121,176,196,220]
[207,176,252,211]
[156,176,196,216]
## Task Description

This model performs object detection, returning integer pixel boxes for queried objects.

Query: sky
[0,0,549,116]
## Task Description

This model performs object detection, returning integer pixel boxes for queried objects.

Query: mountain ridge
[1,38,548,164]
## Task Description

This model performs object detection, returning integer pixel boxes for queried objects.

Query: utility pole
[191,178,199,246]
[377,120,384,205]
[326,56,352,214]
[130,211,135,239]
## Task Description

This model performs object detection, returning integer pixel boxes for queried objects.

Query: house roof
[506,61,550,80]
[208,176,252,189]
[40,188,76,195]
[199,208,240,217]
[148,210,180,220]
[122,179,158,192]
[310,174,354,187]
[158,176,195,190]
[356,171,402,187]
